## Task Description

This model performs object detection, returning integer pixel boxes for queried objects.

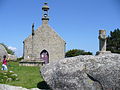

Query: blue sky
[0,0,120,57]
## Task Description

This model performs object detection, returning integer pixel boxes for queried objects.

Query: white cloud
[8,46,17,51]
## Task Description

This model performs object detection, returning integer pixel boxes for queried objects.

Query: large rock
[0,84,41,90]
[8,54,17,61]
[0,44,8,61]
[41,54,120,90]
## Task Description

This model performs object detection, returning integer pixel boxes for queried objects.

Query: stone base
[96,51,111,55]
[19,60,45,66]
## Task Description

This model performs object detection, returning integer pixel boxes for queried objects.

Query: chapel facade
[23,3,66,64]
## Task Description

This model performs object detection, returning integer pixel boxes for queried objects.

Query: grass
[0,61,44,89]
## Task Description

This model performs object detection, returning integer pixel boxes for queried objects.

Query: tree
[65,49,92,57]
[107,28,120,53]
[0,43,15,55]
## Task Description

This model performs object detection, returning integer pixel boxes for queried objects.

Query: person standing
[1,55,8,71]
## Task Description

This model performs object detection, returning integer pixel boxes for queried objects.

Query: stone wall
[24,35,32,60]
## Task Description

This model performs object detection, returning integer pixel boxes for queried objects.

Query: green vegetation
[0,43,14,55]
[0,70,18,83]
[17,56,24,61]
[65,49,92,57]
[0,61,44,89]
[107,28,120,54]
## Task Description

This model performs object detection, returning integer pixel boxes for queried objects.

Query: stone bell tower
[42,3,49,24]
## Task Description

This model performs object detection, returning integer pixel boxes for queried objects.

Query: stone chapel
[22,3,66,65]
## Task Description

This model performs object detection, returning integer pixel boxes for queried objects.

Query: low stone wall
[19,60,45,66]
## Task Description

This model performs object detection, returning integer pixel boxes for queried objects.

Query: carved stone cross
[99,30,106,51]
[96,30,111,55]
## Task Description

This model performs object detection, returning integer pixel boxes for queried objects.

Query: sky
[0,0,120,57]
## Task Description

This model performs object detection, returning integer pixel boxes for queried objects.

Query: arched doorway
[40,50,49,64]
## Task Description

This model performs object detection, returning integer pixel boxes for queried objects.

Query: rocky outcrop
[8,54,17,61]
[41,54,120,90]
[0,44,8,61]
[0,84,41,90]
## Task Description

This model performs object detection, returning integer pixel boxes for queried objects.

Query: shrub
[65,49,93,57]
[17,56,24,61]
[0,71,18,83]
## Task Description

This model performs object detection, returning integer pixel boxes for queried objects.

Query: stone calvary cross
[96,30,111,55]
